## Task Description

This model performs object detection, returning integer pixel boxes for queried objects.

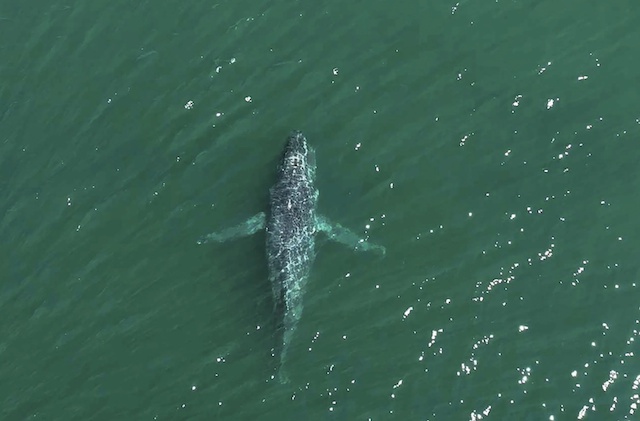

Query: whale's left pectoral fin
[198,212,266,244]
[316,215,386,256]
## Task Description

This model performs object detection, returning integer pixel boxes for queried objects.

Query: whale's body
[199,131,385,382]
[265,131,318,375]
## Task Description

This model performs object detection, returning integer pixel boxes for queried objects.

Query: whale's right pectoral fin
[316,215,386,256]
[197,212,266,244]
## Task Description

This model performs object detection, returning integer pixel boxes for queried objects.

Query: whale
[198,131,385,382]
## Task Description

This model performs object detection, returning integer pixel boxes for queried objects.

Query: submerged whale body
[199,131,385,382]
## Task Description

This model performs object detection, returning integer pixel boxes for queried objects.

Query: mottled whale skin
[199,131,385,382]
[265,131,318,378]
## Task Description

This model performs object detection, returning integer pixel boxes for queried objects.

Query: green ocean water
[1,0,640,420]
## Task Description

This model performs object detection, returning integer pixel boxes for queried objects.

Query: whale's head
[280,131,316,182]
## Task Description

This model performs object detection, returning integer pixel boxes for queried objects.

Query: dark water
[1,1,640,420]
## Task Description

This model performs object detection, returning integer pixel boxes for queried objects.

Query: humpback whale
[199,131,385,382]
